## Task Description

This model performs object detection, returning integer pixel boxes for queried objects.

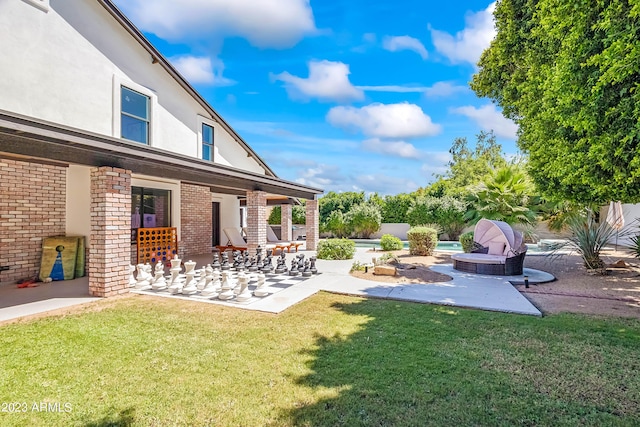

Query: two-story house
[0,0,323,297]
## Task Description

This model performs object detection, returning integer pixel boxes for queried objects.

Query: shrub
[316,239,356,260]
[459,231,475,253]
[406,196,468,240]
[267,205,306,225]
[557,212,617,273]
[347,203,382,238]
[380,234,403,251]
[406,227,438,256]
[324,210,352,238]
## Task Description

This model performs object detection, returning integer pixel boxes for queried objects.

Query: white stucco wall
[0,0,267,175]
[602,203,640,247]
[65,165,91,238]
[214,194,242,232]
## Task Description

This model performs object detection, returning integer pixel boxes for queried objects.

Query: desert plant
[380,234,403,251]
[406,226,438,256]
[346,203,382,238]
[376,252,399,265]
[350,261,366,272]
[459,231,475,253]
[316,238,356,260]
[629,234,640,259]
[561,213,617,273]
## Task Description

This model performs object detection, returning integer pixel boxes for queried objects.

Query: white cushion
[487,241,506,255]
[451,253,506,264]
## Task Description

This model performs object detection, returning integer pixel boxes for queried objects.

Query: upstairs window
[121,86,150,144]
[202,123,214,161]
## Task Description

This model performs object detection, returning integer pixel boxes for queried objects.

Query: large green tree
[472,0,640,204]
[421,131,507,197]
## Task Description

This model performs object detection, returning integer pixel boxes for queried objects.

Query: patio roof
[0,110,323,200]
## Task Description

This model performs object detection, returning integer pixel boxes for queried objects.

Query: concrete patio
[0,248,551,323]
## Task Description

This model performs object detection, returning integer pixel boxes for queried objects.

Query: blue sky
[113,0,517,196]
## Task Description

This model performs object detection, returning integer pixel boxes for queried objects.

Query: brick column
[305,198,319,251]
[280,204,292,241]
[246,190,267,253]
[180,183,212,257]
[89,167,131,297]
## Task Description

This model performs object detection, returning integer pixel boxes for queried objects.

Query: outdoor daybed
[451,219,527,276]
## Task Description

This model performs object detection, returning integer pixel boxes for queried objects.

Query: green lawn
[1,293,639,426]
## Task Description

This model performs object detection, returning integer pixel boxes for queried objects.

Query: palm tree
[465,165,540,226]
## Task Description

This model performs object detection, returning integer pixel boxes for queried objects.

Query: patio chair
[217,227,275,254]
[267,225,302,252]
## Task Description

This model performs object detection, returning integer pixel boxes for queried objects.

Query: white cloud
[452,104,518,139]
[429,2,496,66]
[326,102,441,139]
[361,138,422,159]
[169,55,234,86]
[271,60,364,102]
[382,35,428,60]
[352,174,420,195]
[357,85,427,93]
[424,81,468,97]
[113,0,317,49]
[295,163,345,188]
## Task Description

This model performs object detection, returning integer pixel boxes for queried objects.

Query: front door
[212,202,221,247]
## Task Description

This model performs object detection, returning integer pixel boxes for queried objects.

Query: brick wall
[180,183,212,257]
[305,199,319,251]
[89,167,131,297]
[246,190,267,252]
[0,158,66,283]
[280,204,292,241]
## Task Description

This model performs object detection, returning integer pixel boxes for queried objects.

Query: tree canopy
[420,131,507,197]
[471,0,640,204]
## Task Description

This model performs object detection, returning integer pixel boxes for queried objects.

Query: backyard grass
[0,292,639,426]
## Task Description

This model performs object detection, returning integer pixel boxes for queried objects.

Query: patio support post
[246,190,267,253]
[305,197,319,251]
[280,203,292,241]
[88,166,131,297]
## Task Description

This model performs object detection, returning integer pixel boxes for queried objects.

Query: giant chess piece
[242,251,250,270]
[211,269,222,292]
[248,255,258,272]
[135,263,152,290]
[233,271,244,295]
[212,252,221,270]
[255,246,263,268]
[232,250,242,270]
[220,251,231,270]
[195,266,208,291]
[302,260,312,277]
[261,251,273,273]
[253,272,269,297]
[151,261,167,290]
[236,272,252,302]
[289,258,299,276]
[128,264,137,287]
[168,256,184,294]
[218,270,235,300]
[181,260,198,295]
[297,254,306,273]
[274,252,286,274]
[200,265,218,298]
[310,256,318,275]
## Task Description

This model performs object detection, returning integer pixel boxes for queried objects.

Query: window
[202,123,214,161]
[121,86,150,144]
[131,187,171,241]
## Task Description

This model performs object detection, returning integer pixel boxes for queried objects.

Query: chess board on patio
[131,270,318,309]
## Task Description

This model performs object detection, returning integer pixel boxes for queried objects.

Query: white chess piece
[168,256,184,294]
[134,263,152,290]
[218,270,235,300]
[236,273,252,302]
[195,267,208,291]
[181,260,197,295]
[253,272,269,297]
[151,261,167,290]
[128,264,137,287]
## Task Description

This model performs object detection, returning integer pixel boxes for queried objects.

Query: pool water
[353,240,551,253]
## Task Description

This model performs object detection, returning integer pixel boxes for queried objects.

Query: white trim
[197,115,217,162]
[22,0,49,12]
[112,75,158,146]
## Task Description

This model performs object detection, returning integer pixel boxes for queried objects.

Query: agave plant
[563,213,617,273]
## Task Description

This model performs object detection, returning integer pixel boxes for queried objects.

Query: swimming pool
[352,239,555,253]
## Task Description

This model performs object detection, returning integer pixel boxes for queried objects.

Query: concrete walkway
[0,248,550,323]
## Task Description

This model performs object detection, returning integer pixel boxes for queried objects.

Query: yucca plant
[562,212,617,273]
